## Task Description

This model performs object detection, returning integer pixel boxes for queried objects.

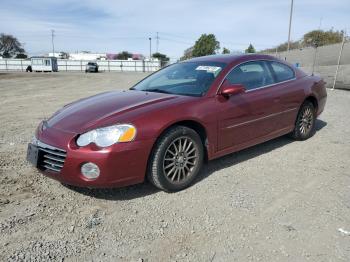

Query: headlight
[76,124,136,147]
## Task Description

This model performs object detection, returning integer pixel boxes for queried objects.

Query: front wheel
[291,101,316,140]
[147,126,204,192]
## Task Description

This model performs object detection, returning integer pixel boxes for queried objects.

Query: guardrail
[0,59,161,72]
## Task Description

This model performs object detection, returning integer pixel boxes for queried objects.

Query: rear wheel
[147,126,204,192]
[291,101,316,140]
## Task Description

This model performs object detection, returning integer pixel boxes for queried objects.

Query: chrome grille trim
[43,159,63,168]
[40,148,66,157]
[43,154,65,163]
[33,138,67,173]
[43,164,61,172]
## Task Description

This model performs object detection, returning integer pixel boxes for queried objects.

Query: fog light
[81,162,100,180]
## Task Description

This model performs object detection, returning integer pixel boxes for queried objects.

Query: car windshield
[88,62,95,65]
[131,61,226,96]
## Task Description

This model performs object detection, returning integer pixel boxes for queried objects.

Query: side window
[32,59,43,65]
[226,61,274,90]
[270,62,295,82]
[45,59,51,66]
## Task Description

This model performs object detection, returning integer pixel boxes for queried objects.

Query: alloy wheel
[163,136,198,183]
[299,107,314,135]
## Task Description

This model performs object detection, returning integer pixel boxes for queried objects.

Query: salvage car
[85,62,99,73]
[27,54,327,192]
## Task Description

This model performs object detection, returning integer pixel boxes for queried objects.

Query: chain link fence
[0,59,161,72]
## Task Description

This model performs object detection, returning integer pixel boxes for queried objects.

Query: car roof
[183,54,279,64]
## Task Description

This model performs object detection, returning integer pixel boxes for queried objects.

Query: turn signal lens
[118,126,136,142]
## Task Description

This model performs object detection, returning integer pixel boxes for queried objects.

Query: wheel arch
[304,95,318,113]
[153,119,209,161]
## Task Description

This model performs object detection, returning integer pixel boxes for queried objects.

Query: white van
[31,57,58,72]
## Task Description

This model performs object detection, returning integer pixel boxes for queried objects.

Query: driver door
[216,60,280,151]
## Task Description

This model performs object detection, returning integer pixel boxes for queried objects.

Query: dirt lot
[0,72,349,261]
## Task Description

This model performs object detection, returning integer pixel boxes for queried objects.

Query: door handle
[273,97,281,103]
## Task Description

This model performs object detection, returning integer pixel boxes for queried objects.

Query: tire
[147,126,204,192]
[290,100,316,140]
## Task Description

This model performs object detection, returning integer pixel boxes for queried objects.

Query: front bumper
[29,127,155,188]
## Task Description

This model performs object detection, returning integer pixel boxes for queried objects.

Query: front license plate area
[26,143,39,167]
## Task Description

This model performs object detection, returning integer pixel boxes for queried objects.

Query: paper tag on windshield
[195,66,221,73]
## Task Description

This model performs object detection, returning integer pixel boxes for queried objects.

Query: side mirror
[220,80,246,97]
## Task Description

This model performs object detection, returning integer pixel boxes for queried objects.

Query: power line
[158,32,196,41]
[161,37,193,45]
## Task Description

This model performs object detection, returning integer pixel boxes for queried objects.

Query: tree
[15,53,27,59]
[180,47,194,61]
[116,51,132,60]
[222,47,230,54]
[0,33,25,58]
[192,34,220,57]
[152,52,169,61]
[302,29,344,47]
[260,28,345,53]
[245,44,256,53]
[152,52,170,67]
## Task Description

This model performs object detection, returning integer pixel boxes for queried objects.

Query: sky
[0,0,349,59]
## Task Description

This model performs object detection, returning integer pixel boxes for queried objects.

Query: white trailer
[31,57,58,72]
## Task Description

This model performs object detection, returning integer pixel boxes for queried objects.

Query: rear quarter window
[270,62,295,82]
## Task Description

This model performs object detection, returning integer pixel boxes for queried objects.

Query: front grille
[37,142,67,173]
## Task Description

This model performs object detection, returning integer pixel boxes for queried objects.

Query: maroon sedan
[27,54,327,192]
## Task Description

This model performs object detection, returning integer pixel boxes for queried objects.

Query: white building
[31,57,58,72]
[48,52,107,60]
[48,52,69,59]
[69,52,106,60]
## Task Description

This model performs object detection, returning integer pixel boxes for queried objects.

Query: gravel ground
[0,72,349,261]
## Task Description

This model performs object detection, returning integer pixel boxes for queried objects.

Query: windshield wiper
[143,88,173,94]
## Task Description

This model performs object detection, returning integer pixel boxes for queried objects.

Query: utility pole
[156,32,159,53]
[332,30,346,90]
[149,37,152,60]
[312,18,323,75]
[51,29,55,56]
[287,0,294,52]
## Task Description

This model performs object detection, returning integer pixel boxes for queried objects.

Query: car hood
[46,90,180,133]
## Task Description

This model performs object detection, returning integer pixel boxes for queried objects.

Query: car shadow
[196,119,327,183]
[64,182,160,201]
[65,119,327,201]
[314,118,327,131]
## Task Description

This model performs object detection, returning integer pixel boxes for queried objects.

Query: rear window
[270,62,295,82]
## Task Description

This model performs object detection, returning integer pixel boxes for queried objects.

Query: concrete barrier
[271,42,350,67]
